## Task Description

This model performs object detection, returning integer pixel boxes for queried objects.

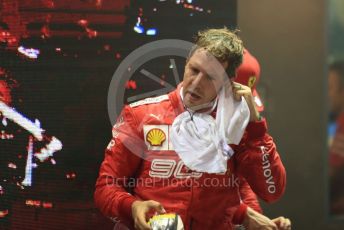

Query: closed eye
[191,67,199,74]
[206,75,216,81]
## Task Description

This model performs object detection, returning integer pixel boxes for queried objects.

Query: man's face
[182,49,228,109]
[328,70,344,116]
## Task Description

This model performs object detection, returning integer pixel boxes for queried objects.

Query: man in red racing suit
[95,28,286,230]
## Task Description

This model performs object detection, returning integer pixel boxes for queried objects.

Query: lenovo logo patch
[261,146,276,194]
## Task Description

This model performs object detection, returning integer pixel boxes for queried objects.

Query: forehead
[188,49,228,77]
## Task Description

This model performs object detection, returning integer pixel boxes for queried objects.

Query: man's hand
[272,216,292,230]
[131,200,166,230]
[232,82,260,122]
[242,207,278,230]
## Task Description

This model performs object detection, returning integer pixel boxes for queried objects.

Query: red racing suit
[225,178,263,228]
[94,85,286,230]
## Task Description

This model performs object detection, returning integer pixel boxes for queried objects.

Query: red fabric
[225,178,263,227]
[232,203,248,225]
[94,84,286,230]
[239,178,263,214]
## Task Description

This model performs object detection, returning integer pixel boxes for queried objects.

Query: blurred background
[0,0,343,229]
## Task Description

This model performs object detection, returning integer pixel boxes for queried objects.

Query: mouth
[187,91,202,101]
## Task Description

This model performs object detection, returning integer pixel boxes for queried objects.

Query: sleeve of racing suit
[232,203,248,225]
[230,178,262,225]
[239,177,263,213]
[94,105,145,224]
[234,118,286,203]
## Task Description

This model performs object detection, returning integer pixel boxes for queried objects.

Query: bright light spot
[66,172,76,179]
[26,199,41,207]
[50,158,56,165]
[146,28,157,36]
[18,46,40,59]
[0,210,8,218]
[8,162,17,169]
[2,118,7,126]
[0,101,43,140]
[136,17,141,25]
[134,25,144,34]
[35,136,63,162]
[134,17,145,34]
[42,202,53,208]
[78,19,88,27]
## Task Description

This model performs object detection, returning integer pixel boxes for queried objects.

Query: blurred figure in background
[328,61,344,215]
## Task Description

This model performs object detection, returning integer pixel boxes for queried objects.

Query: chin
[184,101,195,109]
[185,101,204,110]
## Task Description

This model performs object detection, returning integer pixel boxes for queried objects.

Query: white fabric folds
[170,86,250,173]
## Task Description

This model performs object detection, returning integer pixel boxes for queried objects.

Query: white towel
[170,85,250,173]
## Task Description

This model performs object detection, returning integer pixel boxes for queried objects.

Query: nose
[190,72,205,90]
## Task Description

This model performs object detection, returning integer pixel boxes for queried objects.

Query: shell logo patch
[248,76,256,88]
[146,128,166,146]
[143,125,173,150]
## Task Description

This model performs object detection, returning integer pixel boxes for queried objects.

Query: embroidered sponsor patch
[143,125,174,150]
[146,128,166,146]
[261,146,276,194]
